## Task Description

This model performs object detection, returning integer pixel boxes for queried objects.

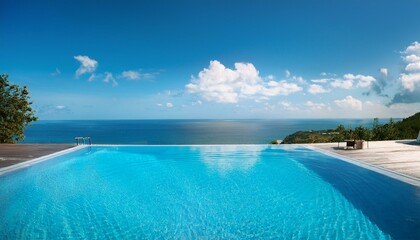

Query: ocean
[22,119,392,144]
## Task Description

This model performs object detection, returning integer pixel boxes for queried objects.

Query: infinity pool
[0,146,419,239]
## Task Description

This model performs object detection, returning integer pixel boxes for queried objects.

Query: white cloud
[330,78,353,89]
[88,74,96,82]
[55,105,66,110]
[405,63,420,72]
[262,80,303,96]
[305,101,326,110]
[355,76,376,88]
[308,84,329,95]
[291,75,306,84]
[320,72,336,77]
[156,102,173,108]
[344,73,376,88]
[399,73,420,92]
[119,70,158,80]
[282,70,306,84]
[121,70,141,80]
[74,55,98,78]
[329,73,375,89]
[279,101,298,111]
[334,96,362,111]
[254,96,269,103]
[103,72,118,87]
[379,68,388,77]
[159,90,183,98]
[398,42,420,92]
[404,41,420,54]
[404,54,420,63]
[186,60,302,103]
[311,79,328,83]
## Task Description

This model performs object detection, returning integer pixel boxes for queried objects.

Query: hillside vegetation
[281,112,420,144]
[394,112,420,139]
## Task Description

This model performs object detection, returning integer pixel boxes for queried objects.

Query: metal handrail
[75,137,92,145]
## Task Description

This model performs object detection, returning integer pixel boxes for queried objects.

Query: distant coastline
[281,112,420,144]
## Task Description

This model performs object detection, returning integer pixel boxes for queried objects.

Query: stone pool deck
[0,144,75,168]
[304,140,420,180]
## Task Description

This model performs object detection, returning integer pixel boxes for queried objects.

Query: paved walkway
[0,144,75,168]
[304,140,420,179]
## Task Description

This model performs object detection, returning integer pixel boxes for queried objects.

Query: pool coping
[0,145,85,176]
[1,144,419,187]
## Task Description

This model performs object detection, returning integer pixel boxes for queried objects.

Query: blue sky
[1,0,420,119]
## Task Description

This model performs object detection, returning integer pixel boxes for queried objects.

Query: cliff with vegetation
[280,112,420,144]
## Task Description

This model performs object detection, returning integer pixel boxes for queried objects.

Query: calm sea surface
[22,119,392,144]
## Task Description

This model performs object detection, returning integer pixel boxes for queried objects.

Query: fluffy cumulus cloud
[379,68,388,77]
[399,42,420,92]
[330,78,353,89]
[405,41,420,54]
[74,55,98,78]
[308,84,329,95]
[346,74,376,88]
[103,72,118,87]
[334,96,362,111]
[404,55,420,72]
[329,74,376,89]
[186,60,302,103]
[399,73,420,92]
[389,42,420,104]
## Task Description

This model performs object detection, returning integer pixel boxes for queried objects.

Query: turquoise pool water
[0,146,419,239]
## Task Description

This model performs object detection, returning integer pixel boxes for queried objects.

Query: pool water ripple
[1,145,419,239]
